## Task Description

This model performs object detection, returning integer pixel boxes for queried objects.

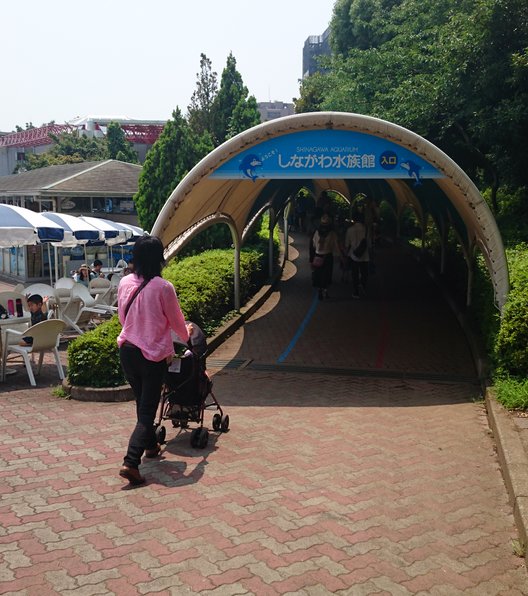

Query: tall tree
[134,108,213,232]
[211,53,253,145]
[187,53,218,139]
[106,121,138,163]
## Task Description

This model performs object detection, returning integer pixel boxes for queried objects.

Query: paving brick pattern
[0,237,526,594]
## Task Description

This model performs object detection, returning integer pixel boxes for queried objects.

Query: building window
[16,152,25,161]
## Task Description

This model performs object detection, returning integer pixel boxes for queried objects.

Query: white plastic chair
[58,284,115,334]
[23,284,58,317]
[107,275,121,306]
[54,276,77,308]
[88,277,113,306]
[55,277,75,290]
[24,283,55,298]
[2,319,66,386]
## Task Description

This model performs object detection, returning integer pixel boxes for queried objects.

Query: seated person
[20,294,48,345]
[91,259,105,278]
[73,264,93,287]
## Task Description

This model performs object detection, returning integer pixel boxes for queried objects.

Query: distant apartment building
[302,27,331,79]
[257,102,295,122]
[0,115,165,176]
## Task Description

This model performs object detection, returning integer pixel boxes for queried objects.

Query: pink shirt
[117,274,189,362]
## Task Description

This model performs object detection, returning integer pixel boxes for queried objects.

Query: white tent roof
[152,112,508,310]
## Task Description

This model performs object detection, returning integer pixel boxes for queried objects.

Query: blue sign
[210,130,443,186]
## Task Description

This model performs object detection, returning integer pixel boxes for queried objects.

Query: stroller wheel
[221,414,230,433]
[190,428,199,448]
[155,425,166,445]
[190,427,209,449]
[197,428,209,449]
[212,413,221,431]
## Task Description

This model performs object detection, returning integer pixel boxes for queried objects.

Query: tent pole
[54,245,59,283]
[47,244,52,285]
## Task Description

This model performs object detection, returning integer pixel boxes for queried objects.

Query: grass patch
[494,377,528,411]
[511,538,526,558]
[51,384,70,399]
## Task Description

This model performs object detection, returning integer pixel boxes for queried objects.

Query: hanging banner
[210,129,443,186]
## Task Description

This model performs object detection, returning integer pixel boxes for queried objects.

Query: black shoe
[318,289,324,300]
[119,466,145,486]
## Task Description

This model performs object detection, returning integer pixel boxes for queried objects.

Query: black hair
[93,259,103,267]
[132,235,164,280]
[27,294,43,305]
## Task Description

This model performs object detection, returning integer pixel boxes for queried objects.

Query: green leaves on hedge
[67,316,126,388]
[163,247,268,334]
[494,245,528,376]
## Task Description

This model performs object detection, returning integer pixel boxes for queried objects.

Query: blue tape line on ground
[277,290,319,363]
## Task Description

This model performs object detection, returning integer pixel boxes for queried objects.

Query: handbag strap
[124,279,149,320]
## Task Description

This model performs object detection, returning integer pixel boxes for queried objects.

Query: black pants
[119,344,167,469]
[349,258,369,295]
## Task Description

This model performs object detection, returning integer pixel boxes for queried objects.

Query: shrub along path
[0,239,527,593]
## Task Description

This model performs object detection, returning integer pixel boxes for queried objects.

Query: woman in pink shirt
[117,235,190,486]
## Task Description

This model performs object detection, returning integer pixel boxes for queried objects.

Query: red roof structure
[0,124,73,148]
[0,122,164,149]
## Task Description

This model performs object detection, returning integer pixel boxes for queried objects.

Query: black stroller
[154,323,229,449]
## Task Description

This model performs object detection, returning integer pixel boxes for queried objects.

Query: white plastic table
[0,315,31,379]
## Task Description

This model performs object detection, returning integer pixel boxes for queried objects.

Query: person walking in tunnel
[345,212,370,299]
[310,214,341,300]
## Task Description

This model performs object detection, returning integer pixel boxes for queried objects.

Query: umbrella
[112,222,148,262]
[41,212,102,246]
[41,212,104,281]
[78,216,132,246]
[118,222,148,242]
[0,204,64,246]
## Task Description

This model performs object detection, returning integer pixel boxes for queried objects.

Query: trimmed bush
[494,245,528,376]
[163,247,267,334]
[67,316,126,388]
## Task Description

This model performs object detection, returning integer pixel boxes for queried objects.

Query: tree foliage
[297,0,528,210]
[106,121,138,163]
[187,53,218,139]
[134,51,259,232]
[14,122,138,171]
[211,52,260,145]
[134,108,213,232]
[15,130,108,171]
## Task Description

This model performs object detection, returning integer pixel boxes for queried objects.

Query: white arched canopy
[152,112,508,310]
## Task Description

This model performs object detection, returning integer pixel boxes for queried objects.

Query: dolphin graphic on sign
[239,154,263,181]
[400,160,422,186]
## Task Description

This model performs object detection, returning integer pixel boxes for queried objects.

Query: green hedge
[67,316,126,388]
[494,244,528,376]
[163,247,267,334]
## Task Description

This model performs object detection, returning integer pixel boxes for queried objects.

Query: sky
[1,0,335,133]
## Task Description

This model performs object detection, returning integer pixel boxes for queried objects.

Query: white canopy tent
[41,212,104,282]
[0,205,64,247]
[0,208,145,283]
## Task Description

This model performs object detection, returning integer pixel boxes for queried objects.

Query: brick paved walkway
[0,236,526,594]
